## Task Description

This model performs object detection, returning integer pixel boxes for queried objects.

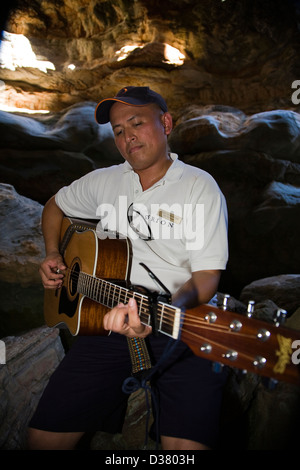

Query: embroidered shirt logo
[158,209,182,224]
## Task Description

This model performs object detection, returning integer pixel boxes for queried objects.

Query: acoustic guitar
[44,217,300,386]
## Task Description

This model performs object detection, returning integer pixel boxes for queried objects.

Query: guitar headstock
[181,298,300,386]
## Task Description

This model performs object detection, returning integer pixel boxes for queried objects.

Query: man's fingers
[103,299,152,338]
[128,298,152,337]
[39,257,66,289]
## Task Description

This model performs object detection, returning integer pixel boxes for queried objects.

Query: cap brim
[95,97,151,124]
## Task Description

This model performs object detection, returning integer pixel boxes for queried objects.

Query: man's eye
[134,122,142,127]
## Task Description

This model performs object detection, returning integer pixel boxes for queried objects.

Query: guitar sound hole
[69,262,80,296]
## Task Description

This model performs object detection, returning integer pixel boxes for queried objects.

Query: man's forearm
[41,195,64,255]
[172,270,221,308]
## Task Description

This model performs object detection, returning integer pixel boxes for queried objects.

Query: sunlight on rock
[164,44,185,66]
[0,31,55,73]
[116,44,143,61]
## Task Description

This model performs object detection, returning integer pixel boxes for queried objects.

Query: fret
[116,285,122,305]
[110,284,116,308]
[137,295,145,324]
[90,276,95,299]
[123,289,128,305]
[95,278,100,303]
[93,277,98,301]
[91,276,96,300]
[121,286,129,305]
[82,273,87,295]
[102,281,108,306]
[99,278,104,304]
[87,275,92,298]
[96,278,101,303]
[106,283,111,307]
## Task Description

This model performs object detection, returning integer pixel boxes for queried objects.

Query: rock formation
[0,326,64,449]
[1,0,300,115]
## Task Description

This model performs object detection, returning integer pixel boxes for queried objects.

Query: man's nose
[125,129,136,142]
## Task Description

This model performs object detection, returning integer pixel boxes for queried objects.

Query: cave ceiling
[0,0,300,117]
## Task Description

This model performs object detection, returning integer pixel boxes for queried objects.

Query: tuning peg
[247,300,255,317]
[200,343,212,354]
[230,319,243,332]
[257,328,271,342]
[253,355,267,369]
[222,294,230,310]
[204,311,217,323]
[223,350,238,361]
[273,308,287,327]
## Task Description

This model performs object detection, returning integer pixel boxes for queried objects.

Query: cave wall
[1,0,300,115]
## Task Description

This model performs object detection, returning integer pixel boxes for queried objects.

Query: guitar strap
[127,337,152,378]
[126,263,173,379]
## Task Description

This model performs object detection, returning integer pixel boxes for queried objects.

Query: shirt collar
[122,153,184,182]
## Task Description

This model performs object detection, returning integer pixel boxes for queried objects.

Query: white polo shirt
[55,154,228,294]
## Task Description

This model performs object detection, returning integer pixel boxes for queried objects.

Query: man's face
[109,102,172,172]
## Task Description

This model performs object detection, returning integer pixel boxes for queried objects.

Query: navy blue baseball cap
[95,86,168,124]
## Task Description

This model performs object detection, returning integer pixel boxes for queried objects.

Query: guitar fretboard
[77,271,183,339]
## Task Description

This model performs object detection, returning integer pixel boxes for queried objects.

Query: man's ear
[162,112,173,135]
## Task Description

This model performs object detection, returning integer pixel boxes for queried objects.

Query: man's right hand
[39,251,66,289]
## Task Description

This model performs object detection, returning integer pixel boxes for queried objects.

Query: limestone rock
[240,274,300,315]
[1,0,299,114]
[169,107,300,163]
[0,184,45,336]
[0,183,44,285]
[0,105,122,203]
[0,326,64,450]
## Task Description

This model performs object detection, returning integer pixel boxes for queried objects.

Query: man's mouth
[128,144,143,154]
[127,143,142,155]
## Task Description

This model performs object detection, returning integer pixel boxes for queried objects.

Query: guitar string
[61,268,264,341]
[65,268,276,341]
[56,268,297,381]
[66,269,281,345]
[65,268,225,336]
[67,269,225,328]
[181,328,270,364]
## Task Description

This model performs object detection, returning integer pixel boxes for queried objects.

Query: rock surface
[240,274,300,315]
[1,0,300,115]
[0,183,45,336]
[0,326,64,450]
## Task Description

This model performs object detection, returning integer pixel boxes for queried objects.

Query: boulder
[0,105,122,204]
[240,274,300,315]
[0,326,64,450]
[0,183,45,336]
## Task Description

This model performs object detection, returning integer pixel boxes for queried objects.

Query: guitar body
[44,218,131,335]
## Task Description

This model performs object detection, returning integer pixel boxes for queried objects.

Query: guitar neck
[77,271,182,339]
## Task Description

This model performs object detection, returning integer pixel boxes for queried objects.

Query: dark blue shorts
[29,333,228,448]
